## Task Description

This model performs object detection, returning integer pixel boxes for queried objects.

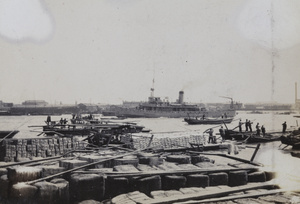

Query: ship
[102,89,237,118]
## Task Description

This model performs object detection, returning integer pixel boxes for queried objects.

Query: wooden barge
[224,129,285,143]
[0,144,298,204]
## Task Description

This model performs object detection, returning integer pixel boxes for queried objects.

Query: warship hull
[103,108,236,118]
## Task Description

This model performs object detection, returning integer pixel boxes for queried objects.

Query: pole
[250,143,261,162]
[147,134,154,147]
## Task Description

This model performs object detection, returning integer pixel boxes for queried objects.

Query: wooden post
[250,143,261,162]
[147,134,154,147]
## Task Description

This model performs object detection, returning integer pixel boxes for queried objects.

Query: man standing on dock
[256,123,260,136]
[205,128,215,144]
[46,115,51,126]
[249,120,253,132]
[219,126,225,142]
[261,125,266,136]
[238,119,243,132]
[245,119,249,132]
[282,121,287,133]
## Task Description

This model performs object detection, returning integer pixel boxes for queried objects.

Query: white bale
[7,166,42,183]
[41,165,66,177]
[70,173,105,202]
[59,159,88,169]
[50,178,69,203]
[34,181,59,203]
[10,182,38,202]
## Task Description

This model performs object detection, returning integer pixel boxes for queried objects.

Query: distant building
[0,101,13,115]
[243,103,292,111]
[22,100,48,106]
[122,101,142,108]
[0,101,13,108]
[78,103,99,113]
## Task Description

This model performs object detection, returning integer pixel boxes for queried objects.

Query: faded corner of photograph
[1,0,300,203]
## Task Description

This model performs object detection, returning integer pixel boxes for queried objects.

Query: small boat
[29,116,147,137]
[184,117,233,125]
[0,130,19,139]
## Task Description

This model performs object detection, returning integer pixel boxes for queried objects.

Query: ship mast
[150,68,155,98]
[150,78,155,97]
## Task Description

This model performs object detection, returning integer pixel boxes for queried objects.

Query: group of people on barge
[238,119,266,136]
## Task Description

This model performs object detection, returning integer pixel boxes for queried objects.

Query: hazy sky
[0,0,300,105]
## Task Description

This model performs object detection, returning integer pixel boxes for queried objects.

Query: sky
[0,0,300,105]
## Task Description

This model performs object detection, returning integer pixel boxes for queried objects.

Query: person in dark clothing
[249,120,253,132]
[238,119,243,132]
[46,115,51,125]
[261,125,266,136]
[256,123,260,136]
[282,121,287,133]
[245,119,249,132]
[205,128,215,144]
[219,126,225,142]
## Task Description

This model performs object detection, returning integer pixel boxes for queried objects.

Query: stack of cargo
[130,135,206,150]
[0,146,284,203]
[0,137,87,162]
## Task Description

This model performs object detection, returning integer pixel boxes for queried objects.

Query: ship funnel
[178,91,184,104]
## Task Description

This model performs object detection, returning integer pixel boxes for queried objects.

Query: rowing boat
[184,117,233,125]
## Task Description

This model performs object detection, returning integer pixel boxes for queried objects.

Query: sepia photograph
[0,0,300,203]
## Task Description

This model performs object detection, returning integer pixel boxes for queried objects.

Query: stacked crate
[0,137,87,162]
[0,140,17,162]
[131,135,206,150]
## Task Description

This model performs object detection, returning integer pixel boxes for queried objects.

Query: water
[1,111,300,189]
[0,111,299,138]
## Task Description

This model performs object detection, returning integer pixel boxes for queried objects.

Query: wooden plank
[173,189,286,204]
[105,167,259,178]
[143,182,278,204]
